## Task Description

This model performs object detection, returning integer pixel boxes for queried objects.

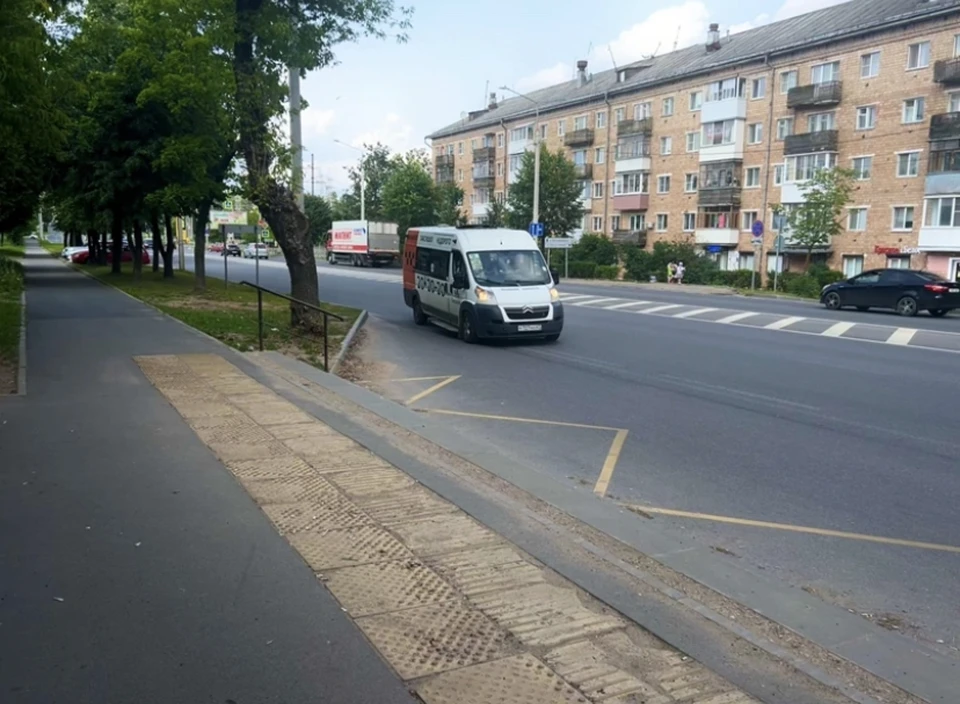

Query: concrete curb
[329,309,367,375]
[16,290,26,396]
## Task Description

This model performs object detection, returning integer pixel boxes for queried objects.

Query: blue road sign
[528,222,544,237]
[751,220,764,237]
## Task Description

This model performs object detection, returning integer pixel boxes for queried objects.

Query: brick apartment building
[426,0,960,281]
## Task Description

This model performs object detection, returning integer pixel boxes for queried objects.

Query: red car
[71,248,151,265]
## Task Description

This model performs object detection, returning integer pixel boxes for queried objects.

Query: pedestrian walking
[667,261,677,283]
[676,261,686,284]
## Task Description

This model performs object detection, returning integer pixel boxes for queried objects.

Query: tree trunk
[86,229,97,261]
[162,214,175,277]
[193,202,211,291]
[132,219,144,279]
[805,248,812,271]
[150,211,162,273]
[110,212,123,273]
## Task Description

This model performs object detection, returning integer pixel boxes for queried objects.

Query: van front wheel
[412,298,428,326]
[459,309,478,344]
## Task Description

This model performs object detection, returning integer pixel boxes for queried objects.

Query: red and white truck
[325,220,400,267]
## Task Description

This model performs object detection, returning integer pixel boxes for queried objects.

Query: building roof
[428,0,960,140]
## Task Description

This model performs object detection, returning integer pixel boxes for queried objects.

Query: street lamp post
[333,139,366,221]
[500,86,542,229]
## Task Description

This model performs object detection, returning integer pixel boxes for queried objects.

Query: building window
[470,139,477,151]
[887,256,910,269]
[740,252,755,271]
[897,152,920,177]
[851,156,872,180]
[634,102,652,119]
[923,197,960,227]
[860,51,880,78]
[626,214,643,230]
[660,136,672,155]
[703,119,735,146]
[811,61,840,84]
[684,173,698,192]
[614,172,648,195]
[572,116,586,132]
[685,131,701,152]
[751,77,766,99]
[745,167,761,188]
[457,169,463,182]
[955,34,960,57]
[457,142,463,155]
[741,211,758,230]
[907,41,931,70]
[596,111,606,129]
[689,91,703,111]
[843,255,864,278]
[657,175,671,193]
[779,70,798,93]
[497,162,503,176]
[768,253,785,273]
[808,111,836,131]
[611,215,621,231]
[950,91,960,113]
[902,98,925,124]
[592,181,604,198]
[776,117,794,140]
[748,123,763,144]
[592,216,603,232]
[662,97,674,116]
[614,107,625,123]
[786,152,837,181]
[656,214,668,231]
[847,207,867,231]
[856,106,877,130]
[774,164,785,186]
[892,206,916,230]
[683,212,696,231]
[595,147,605,164]
[706,77,745,101]
[510,125,533,142]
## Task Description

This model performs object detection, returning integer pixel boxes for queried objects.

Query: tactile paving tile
[354,486,459,526]
[224,455,318,480]
[288,524,415,570]
[240,475,337,505]
[172,401,248,419]
[415,653,587,704]
[207,379,271,395]
[267,422,342,441]
[305,447,394,473]
[263,497,371,534]
[356,600,515,680]
[235,401,319,426]
[324,467,416,498]
[281,434,362,457]
[185,414,259,431]
[156,388,222,404]
[204,438,293,462]
[390,514,504,557]
[545,639,671,703]
[323,559,457,617]
[193,422,278,447]
[429,548,547,597]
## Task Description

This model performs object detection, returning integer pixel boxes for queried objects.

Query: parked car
[61,246,88,260]
[209,243,224,253]
[243,242,269,259]
[820,268,960,317]
[224,242,241,257]
[71,248,151,265]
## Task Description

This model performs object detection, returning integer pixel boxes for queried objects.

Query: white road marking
[673,307,717,319]
[639,304,683,315]
[765,316,805,330]
[572,297,622,306]
[557,294,596,302]
[821,321,855,338]
[886,327,918,345]
[715,311,757,325]
[603,300,652,310]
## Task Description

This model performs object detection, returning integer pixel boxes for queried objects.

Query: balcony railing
[612,193,649,212]
[472,146,496,163]
[616,118,652,136]
[473,174,495,188]
[564,128,595,147]
[436,154,455,167]
[784,130,838,155]
[698,187,742,207]
[612,230,647,246]
[435,166,454,183]
[930,112,960,141]
[615,143,651,159]
[934,58,960,85]
[786,81,842,109]
[574,163,593,179]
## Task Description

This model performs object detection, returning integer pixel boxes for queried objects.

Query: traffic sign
[751,237,763,246]
[544,237,572,249]
[773,235,786,251]
[528,222,544,237]
[751,220,764,237]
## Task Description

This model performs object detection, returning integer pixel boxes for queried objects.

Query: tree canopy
[773,167,855,268]
[506,145,584,237]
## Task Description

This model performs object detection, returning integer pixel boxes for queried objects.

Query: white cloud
[774,0,846,21]
[302,107,335,137]
[516,62,572,93]
[348,112,417,151]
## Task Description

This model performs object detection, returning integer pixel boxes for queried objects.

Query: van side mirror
[550,267,560,285]
[454,273,468,289]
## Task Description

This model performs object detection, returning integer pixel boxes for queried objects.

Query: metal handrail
[239,280,345,371]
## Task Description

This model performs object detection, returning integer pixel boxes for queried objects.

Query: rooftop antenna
[483,80,489,107]
[608,44,619,71]
[641,42,661,61]
[673,26,681,51]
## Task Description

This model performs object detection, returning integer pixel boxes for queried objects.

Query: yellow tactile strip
[136,354,760,704]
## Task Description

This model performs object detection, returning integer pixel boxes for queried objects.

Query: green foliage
[506,145,584,237]
[595,265,619,280]
[772,167,855,268]
[382,159,438,238]
[566,261,598,278]
[570,234,617,266]
[482,198,507,228]
[304,195,333,246]
[435,183,467,227]
[710,270,755,288]
[622,241,718,284]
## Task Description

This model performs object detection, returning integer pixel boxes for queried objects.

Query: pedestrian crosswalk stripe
[821,321,855,337]
[603,300,652,310]
[886,327,918,345]
[557,294,595,302]
[715,311,757,324]
[765,316,805,330]
[571,297,621,306]
[673,307,717,319]
[639,304,683,315]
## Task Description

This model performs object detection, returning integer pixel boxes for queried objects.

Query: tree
[436,183,467,226]
[506,145,584,237]
[343,142,396,220]
[382,159,437,238]
[304,194,332,246]
[482,198,506,228]
[773,167,855,269]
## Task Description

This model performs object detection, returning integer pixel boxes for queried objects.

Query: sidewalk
[0,247,412,703]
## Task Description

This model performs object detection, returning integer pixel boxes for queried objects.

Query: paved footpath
[1,248,795,703]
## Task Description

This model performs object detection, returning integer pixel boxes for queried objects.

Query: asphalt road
[188,252,960,654]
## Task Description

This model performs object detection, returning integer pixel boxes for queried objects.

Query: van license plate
[518,324,542,332]
[950,288,959,293]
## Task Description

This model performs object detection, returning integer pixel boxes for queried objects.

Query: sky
[297,0,848,194]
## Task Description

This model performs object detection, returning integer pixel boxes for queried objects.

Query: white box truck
[326,220,400,267]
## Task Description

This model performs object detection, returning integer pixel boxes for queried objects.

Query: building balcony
[929,112,960,141]
[701,95,747,123]
[436,154,455,168]
[612,230,647,246]
[507,137,533,155]
[564,128,595,147]
[612,193,649,211]
[695,228,739,246]
[472,146,496,163]
[616,118,652,136]
[574,163,593,179]
[698,187,741,207]
[783,129,838,156]
[471,202,490,218]
[578,193,591,210]
[473,174,495,188]
[780,181,808,203]
[786,81,842,109]
[614,153,651,173]
[918,226,960,251]
[780,235,832,253]
[934,58,960,85]
[436,167,454,184]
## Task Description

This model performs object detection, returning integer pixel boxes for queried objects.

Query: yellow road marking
[391,375,457,383]
[594,429,629,497]
[630,506,960,554]
[404,375,462,406]
[424,408,622,432]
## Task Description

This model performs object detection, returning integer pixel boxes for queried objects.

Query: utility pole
[289,67,305,212]
[311,152,315,196]
[334,139,366,222]
[501,86,541,229]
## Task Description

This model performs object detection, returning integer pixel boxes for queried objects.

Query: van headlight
[475,286,497,304]
[549,287,559,301]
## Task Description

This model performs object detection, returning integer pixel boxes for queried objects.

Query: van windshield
[466,250,552,287]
